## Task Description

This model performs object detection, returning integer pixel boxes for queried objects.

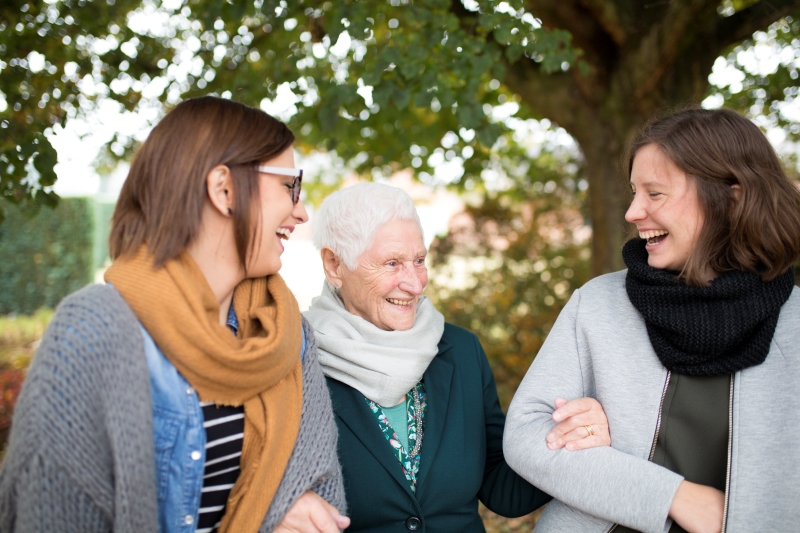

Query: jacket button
[405,516,421,531]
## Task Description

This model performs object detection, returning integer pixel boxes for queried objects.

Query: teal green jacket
[326,323,551,532]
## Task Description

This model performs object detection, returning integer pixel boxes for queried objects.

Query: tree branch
[501,56,595,136]
[575,0,628,46]
[449,0,612,108]
[522,0,623,100]
[527,0,618,65]
[628,1,720,100]
[715,0,800,49]
[630,0,800,102]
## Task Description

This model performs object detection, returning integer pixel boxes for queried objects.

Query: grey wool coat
[0,284,345,533]
[504,270,800,533]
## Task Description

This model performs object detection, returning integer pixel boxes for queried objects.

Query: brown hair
[109,96,294,269]
[626,107,800,286]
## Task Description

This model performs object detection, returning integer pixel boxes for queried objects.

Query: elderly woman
[303,182,612,532]
[504,108,800,533]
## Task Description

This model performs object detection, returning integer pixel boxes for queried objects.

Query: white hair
[313,182,424,270]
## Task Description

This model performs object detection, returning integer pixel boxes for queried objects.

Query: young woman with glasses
[0,96,348,533]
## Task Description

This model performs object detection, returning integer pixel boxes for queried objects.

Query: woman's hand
[545,397,611,450]
[668,481,724,533]
[274,491,351,533]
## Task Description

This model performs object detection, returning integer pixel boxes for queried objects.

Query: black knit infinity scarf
[623,239,795,376]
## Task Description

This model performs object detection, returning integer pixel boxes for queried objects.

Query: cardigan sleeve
[1,451,112,533]
[503,289,683,533]
[0,285,159,533]
[475,333,553,516]
[260,318,346,531]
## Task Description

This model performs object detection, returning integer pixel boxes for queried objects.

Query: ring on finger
[584,424,594,437]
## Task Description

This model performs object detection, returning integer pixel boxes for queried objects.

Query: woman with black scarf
[503,108,800,533]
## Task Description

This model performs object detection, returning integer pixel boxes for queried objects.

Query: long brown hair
[109,96,294,269]
[626,107,800,286]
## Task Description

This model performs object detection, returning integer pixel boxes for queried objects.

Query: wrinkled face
[246,146,309,277]
[625,144,705,272]
[338,219,428,331]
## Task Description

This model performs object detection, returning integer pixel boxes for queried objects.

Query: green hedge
[0,198,94,315]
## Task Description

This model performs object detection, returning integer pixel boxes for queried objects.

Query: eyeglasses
[257,166,303,204]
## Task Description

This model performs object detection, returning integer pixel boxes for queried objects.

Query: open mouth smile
[386,298,413,307]
[639,229,668,246]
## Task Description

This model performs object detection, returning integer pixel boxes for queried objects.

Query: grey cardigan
[0,284,345,532]
[504,270,800,533]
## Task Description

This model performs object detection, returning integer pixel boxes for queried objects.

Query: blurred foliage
[1,0,579,216]
[480,502,542,532]
[710,14,800,138]
[0,369,24,454]
[0,307,53,370]
[4,0,800,280]
[0,308,53,454]
[0,197,94,314]
[0,0,155,218]
[428,138,591,409]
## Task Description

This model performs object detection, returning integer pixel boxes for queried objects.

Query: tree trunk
[504,66,650,275]
[577,122,634,274]
[498,0,800,276]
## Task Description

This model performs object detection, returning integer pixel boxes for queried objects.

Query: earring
[227,208,233,216]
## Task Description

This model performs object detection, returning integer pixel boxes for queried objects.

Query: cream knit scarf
[304,281,445,407]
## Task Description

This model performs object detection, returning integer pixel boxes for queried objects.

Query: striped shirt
[195,402,245,533]
[195,304,244,533]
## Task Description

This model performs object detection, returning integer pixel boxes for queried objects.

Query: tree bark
[498,0,800,275]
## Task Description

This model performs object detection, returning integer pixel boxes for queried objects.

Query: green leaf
[260,0,284,18]
[505,44,524,63]
[399,61,425,80]
[392,87,411,109]
[438,88,456,108]
[362,69,383,86]
[457,102,484,130]
[33,138,58,188]
[476,124,502,148]
[222,2,248,25]
[34,190,59,209]
[413,89,434,108]
[327,17,346,44]
[372,82,394,109]
[471,53,493,76]
[491,62,506,81]
[382,46,402,66]
[318,103,339,132]
[407,44,428,62]
[493,19,517,44]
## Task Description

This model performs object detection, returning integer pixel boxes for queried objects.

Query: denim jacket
[141,305,306,533]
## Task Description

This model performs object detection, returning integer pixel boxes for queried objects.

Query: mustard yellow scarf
[105,246,303,533]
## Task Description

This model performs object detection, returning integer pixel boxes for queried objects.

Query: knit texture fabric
[260,318,346,532]
[0,284,345,533]
[623,238,795,376]
[105,247,305,533]
[304,280,444,407]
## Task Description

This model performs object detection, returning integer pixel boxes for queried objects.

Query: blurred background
[3,1,800,529]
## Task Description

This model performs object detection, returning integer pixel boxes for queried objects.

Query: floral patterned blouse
[365,381,427,492]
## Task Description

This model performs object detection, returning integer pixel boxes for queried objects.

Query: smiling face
[246,146,309,277]
[337,219,428,331]
[625,144,706,273]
